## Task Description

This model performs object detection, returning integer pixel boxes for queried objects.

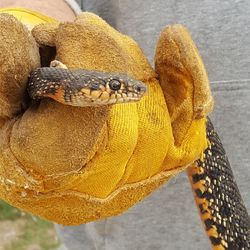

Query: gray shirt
[56,1,250,249]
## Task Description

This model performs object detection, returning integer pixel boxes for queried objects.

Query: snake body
[188,119,250,250]
[28,63,250,250]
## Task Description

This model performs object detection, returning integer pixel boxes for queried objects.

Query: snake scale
[28,61,250,250]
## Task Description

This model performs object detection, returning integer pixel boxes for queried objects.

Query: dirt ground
[0,201,59,250]
[0,219,25,250]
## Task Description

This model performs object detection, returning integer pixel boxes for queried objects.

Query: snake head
[71,71,147,106]
[84,72,147,105]
[28,68,147,107]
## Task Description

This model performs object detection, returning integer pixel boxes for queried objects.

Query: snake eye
[109,80,121,91]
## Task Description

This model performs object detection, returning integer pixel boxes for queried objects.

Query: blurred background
[0,200,58,250]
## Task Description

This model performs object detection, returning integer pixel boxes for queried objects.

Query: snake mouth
[73,89,145,106]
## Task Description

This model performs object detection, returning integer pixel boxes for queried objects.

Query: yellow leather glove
[0,9,213,225]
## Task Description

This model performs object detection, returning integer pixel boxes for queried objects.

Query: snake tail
[188,118,250,250]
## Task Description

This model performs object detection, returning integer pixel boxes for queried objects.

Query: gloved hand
[0,10,213,225]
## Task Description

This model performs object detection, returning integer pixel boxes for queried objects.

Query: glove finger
[0,14,40,121]
[56,12,156,80]
[155,24,214,145]
[32,23,58,47]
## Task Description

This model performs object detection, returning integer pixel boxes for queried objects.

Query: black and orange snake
[28,60,250,250]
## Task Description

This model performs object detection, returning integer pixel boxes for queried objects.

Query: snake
[28,61,147,107]
[28,60,250,250]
